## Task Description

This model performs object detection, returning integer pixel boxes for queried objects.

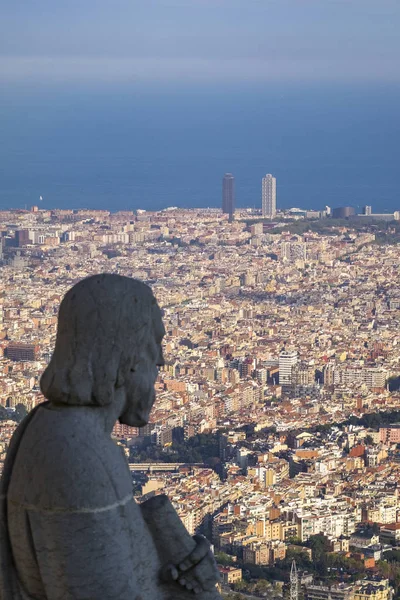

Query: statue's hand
[161,534,221,594]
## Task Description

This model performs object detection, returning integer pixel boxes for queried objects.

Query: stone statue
[0,274,221,599]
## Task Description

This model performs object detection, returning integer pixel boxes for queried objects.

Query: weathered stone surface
[141,495,221,599]
[0,274,221,599]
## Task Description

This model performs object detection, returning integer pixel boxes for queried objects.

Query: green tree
[254,579,272,594]
[377,560,391,578]
[315,554,328,577]
[307,534,331,561]
[286,550,312,569]
[371,522,380,535]
[385,550,400,563]
[215,552,235,566]
[233,580,249,593]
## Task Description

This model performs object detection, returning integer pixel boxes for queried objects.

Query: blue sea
[0,83,399,213]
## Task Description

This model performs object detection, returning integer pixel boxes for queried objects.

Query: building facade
[332,206,355,219]
[281,241,307,262]
[380,426,400,444]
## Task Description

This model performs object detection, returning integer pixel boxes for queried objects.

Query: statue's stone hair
[40,274,158,406]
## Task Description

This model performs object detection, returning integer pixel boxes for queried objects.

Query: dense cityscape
[0,194,400,600]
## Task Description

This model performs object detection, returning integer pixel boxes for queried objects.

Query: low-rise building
[218,566,242,585]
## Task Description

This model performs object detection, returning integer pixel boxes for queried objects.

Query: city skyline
[1,206,400,597]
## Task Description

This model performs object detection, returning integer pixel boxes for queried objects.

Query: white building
[262,174,276,218]
[279,350,298,387]
[298,509,356,541]
[335,366,387,389]
[281,241,307,262]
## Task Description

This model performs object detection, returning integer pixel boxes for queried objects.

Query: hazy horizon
[2,0,400,85]
[1,0,399,212]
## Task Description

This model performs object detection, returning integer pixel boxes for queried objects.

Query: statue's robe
[0,403,166,600]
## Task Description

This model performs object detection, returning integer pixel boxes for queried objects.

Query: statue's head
[40,274,165,426]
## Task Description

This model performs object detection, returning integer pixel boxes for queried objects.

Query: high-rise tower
[279,350,298,387]
[222,173,235,222]
[262,174,276,218]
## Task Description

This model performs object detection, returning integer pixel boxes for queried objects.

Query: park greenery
[270,217,397,236]
[244,216,400,248]
[131,431,222,466]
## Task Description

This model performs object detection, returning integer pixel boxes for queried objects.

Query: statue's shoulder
[9,407,132,513]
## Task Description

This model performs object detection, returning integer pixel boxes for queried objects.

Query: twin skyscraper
[222,173,277,220]
[261,174,277,218]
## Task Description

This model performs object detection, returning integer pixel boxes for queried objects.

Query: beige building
[218,566,242,585]
[380,426,400,444]
[243,540,286,565]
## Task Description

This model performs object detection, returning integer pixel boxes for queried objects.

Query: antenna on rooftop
[290,559,299,600]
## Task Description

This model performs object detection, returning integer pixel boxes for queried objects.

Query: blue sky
[1,0,399,83]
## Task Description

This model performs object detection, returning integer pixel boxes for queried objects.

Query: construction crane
[290,559,299,600]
